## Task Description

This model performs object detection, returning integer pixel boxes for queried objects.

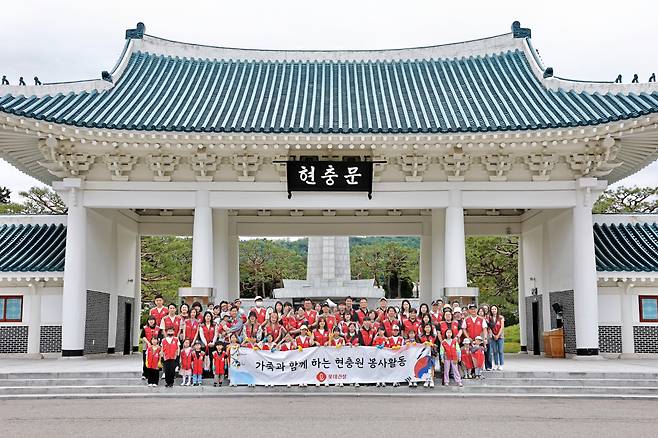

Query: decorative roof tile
[594,222,658,272]
[0,223,66,272]
[1,47,657,134]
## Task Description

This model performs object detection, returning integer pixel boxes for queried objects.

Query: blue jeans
[192,373,202,385]
[490,338,504,366]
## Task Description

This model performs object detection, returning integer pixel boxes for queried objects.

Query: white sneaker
[338,383,344,387]
[423,381,429,388]
[324,382,329,387]
[316,382,320,387]
[429,380,435,388]
[498,366,504,371]
[354,382,360,387]
[393,382,400,387]
[286,384,291,388]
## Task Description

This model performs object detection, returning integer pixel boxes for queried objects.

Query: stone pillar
[228,234,240,300]
[61,186,87,356]
[517,235,527,352]
[444,191,467,288]
[431,209,445,301]
[620,282,635,356]
[191,191,214,288]
[213,209,230,302]
[419,233,432,305]
[27,283,41,355]
[573,180,600,356]
[132,233,142,351]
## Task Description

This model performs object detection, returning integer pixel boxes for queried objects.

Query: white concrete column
[620,282,635,356]
[213,209,230,302]
[27,284,41,355]
[107,218,118,352]
[228,234,240,301]
[572,181,600,356]
[132,232,142,350]
[191,191,214,288]
[517,235,527,352]
[61,186,87,356]
[444,191,467,288]
[419,234,432,305]
[431,209,445,301]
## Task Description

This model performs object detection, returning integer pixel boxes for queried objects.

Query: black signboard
[286,161,374,199]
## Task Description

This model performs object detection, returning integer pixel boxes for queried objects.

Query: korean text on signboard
[286,161,374,199]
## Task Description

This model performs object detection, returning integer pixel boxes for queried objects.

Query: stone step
[485,371,658,380]
[0,377,138,387]
[1,384,658,396]
[471,377,658,387]
[0,371,142,380]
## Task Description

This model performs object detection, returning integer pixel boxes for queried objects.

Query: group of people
[141,294,505,388]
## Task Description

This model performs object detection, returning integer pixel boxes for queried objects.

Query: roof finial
[125,22,145,40]
[1,75,8,85]
[615,74,622,83]
[650,73,656,82]
[101,71,113,82]
[34,76,41,85]
[631,74,639,83]
[18,77,26,86]
[543,67,554,79]
[511,21,531,38]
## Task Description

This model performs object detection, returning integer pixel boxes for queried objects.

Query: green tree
[140,236,192,305]
[351,241,418,298]
[466,235,519,325]
[0,186,68,215]
[239,239,305,298]
[593,186,657,214]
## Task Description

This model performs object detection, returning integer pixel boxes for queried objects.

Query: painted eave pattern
[594,222,658,272]
[1,50,658,134]
[0,223,66,272]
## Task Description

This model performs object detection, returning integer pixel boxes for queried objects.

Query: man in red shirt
[303,298,318,328]
[161,327,179,387]
[375,298,388,322]
[249,296,267,324]
[355,298,369,325]
[149,294,168,326]
[463,303,488,341]
[359,319,376,346]
[382,307,399,337]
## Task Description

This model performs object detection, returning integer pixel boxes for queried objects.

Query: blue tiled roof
[0,224,66,272]
[594,222,658,272]
[1,49,657,134]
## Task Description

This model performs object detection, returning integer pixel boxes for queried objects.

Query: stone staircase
[1,370,657,399]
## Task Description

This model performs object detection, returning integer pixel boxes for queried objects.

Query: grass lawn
[503,324,521,353]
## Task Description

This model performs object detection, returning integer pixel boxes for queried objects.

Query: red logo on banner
[316,372,327,382]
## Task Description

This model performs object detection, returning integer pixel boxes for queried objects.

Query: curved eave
[0,129,53,184]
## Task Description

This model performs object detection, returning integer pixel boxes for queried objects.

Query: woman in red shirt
[140,315,160,379]
[262,310,284,343]
[312,316,330,346]
[183,308,200,344]
[243,311,261,344]
[199,311,217,353]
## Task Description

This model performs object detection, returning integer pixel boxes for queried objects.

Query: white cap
[254,296,263,301]
[453,307,462,313]
[475,335,483,341]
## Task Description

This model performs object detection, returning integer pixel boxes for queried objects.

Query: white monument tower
[274,236,385,299]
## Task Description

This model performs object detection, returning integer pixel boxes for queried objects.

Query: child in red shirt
[460,338,474,379]
[212,343,226,387]
[179,339,193,386]
[145,336,161,387]
[191,341,205,386]
[471,336,486,379]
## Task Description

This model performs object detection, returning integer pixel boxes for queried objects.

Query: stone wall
[0,326,28,353]
[634,326,658,354]
[115,296,134,354]
[84,290,110,354]
[525,295,543,353]
[39,325,62,353]
[598,325,622,354]
[549,290,576,355]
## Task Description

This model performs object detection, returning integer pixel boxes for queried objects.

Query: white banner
[228,345,433,386]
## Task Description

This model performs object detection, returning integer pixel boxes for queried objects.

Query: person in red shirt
[312,317,330,346]
[471,336,486,379]
[262,310,284,343]
[149,294,168,327]
[144,336,162,387]
[140,315,161,379]
[160,304,182,337]
[199,311,217,351]
[243,311,261,345]
[278,332,297,351]
[403,308,421,336]
[460,338,474,380]
[319,302,337,331]
[360,319,377,346]
[161,327,179,387]
[463,303,488,342]
[375,297,388,322]
[386,325,404,348]
[344,322,362,346]
[179,339,193,386]
[419,323,438,388]
[439,310,462,341]
[327,326,344,347]
[355,298,369,325]
[366,310,381,331]
[338,312,358,336]
[212,343,227,387]
[303,299,318,328]
[400,300,412,323]
[250,296,268,324]
[344,297,356,321]
[440,329,462,387]
[295,325,314,349]
[382,307,399,336]
[430,301,443,327]
[183,308,200,343]
[372,326,388,348]
[191,341,205,386]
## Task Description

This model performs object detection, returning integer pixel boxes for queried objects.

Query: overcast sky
[1,0,656,201]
